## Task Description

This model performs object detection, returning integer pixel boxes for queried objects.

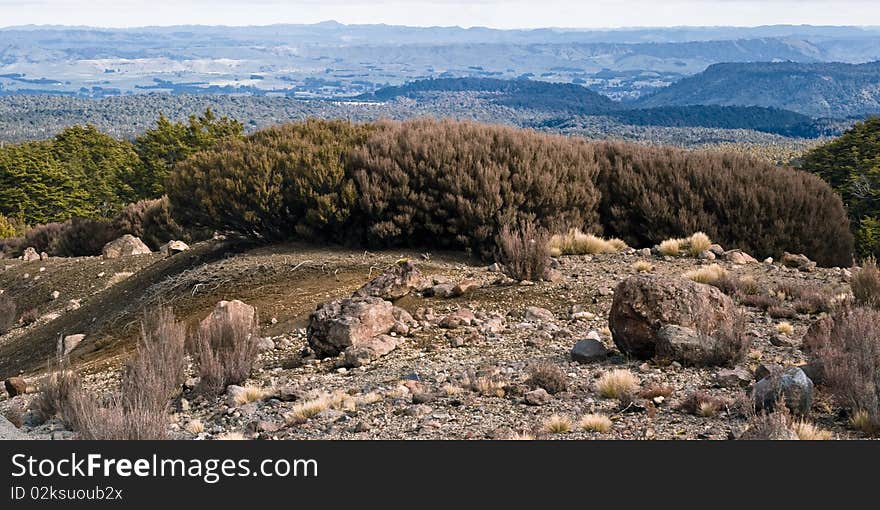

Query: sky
[0,0,878,29]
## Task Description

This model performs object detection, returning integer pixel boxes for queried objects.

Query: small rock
[59,334,85,356]
[4,377,27,397]
[724,249,758,265]
[102,234,152,259]
[570,339,609,364]
[50,290,60,300]
[781,252,817,272]
[524,306,554,322]
[715,367,752,388]
[406,404,433,417]
[22,247,40,262]
[343,334,399,367]
[439,308,476,329]
[524,388,552,406]
[770,334,794,347]
[256,337,276,351]
[487,263,503,273]
[353,260,423,300]
[159,240,190,257]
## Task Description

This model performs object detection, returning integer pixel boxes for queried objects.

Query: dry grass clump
[658,238,681,256]
[683,263,727,284]
[471,376,506,398]
[687,232,712,256]
[507,431,536,440]
[776,322,794,335]
[232,386,270,406]
[791,420,834,440]
[578,413,612,433]
[496,220,551,282]
[739,410,797,440]
[596,369,639,399]
[852,256,880,309]
[806,307,880,435]
[284,390,363,424]
[631,260,654,272]
[193,310,261,395]
[185,419,205,435]
[542,414,572,434]
[216,431,246,440]
[526,363,568,395]
[548,228,627,256]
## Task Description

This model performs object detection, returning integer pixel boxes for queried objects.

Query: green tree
[134,108,244,197]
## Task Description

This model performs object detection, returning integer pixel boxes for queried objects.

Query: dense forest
[0,114,852,266]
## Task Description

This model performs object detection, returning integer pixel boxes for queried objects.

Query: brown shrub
[18,308,38,326]
[807,307,880,434]
[526,363,568,395]
[193,310,261,395]
[639,383,674,399]
[852,257,880,309]
[495,220,550,282]
[21,222,63,255]
[768,305,797,319]
[0,294,15,334]
[114,197,191,250]
[50,217,119,257]
[739,409,796,440]
[677,391,731,417]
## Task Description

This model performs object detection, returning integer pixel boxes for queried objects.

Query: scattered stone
[39,252,49,260]
[22,247,40,262]
[50,290,60,300]
[406,404,433,417]
[487,262,503,273]
[343,334,400,367]
[159,240,190,257]
[698,250,716,260]
[256,337,276,351]
[353,260,423,301]
[200,300,257,334]
[59,334,85,356]
[570,338,609,363]
[439,308,476,329]
[524,388,552,406]
[708,244,725,256]
[315,409,345,421]
[764,257,774,264]
[715,367,752,388]
[102,234,152,259]
[723,249,758,265]
[524,306,554,322]
[542,268,564,283]
[754,366,814,416]
[4,377,27,397]
[609,275,736,359]
[638,248,652,258]
[781,252,817,272]
[452,279,481,296]
[769,334,794,347]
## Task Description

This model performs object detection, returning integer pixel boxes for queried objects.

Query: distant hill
[635,61,880,118]
[359,77,617,114]
[363,77,827,137]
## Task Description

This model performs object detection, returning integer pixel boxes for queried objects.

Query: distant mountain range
[635,61,880,118]
[1,22,880,101]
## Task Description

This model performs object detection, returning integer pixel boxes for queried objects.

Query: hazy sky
[1,0,878,29]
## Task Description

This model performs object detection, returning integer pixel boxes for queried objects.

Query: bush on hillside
[595,142,853,267]
[114,197,189,250]
[50,217,119,257]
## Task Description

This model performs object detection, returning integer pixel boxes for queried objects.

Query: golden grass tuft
[596,369,639,399]
[216,431,246,440]
[472,377,506,398]
[184,419,205,434]
[542,414,572,434]
[578,413,613,433]
[683,263,727,284]
[284,390,363,424]
[775,321,794,336]
[548,229,627,256]
[508,431,536,440]
[792,421,834,440]
[233,386,270,406]
[658,238,681,256]
[631,260,654,273]
[850,410,876,434]
[688,232,712,256]
[697,400,719,417]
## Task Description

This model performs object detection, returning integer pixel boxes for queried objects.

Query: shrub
[193,310,261,395]
[597,142,853,267]
[739,409,796,440]
[678,391,730,417]
[18,308,38,326]
[791,420,834,440]
[807,307,880,434]
[658,238,681,256]
[596,369,639,399]
[776,322,794,335]
[114,197,189,250]
[0,214,21,239]
[852,257,880,309]
[526,363,568,394]
[495,220,550,282]
[21,222,63,255]
[0,294,15,334]
[50,217,119,257]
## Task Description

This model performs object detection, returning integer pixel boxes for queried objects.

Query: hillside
[636,61,880,118]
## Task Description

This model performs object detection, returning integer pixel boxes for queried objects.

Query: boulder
[524,388,552,406]
[307,297,396,357]
[609,275,736,359]
[22,247,40,262]
[343,334,400,367]
[723,249,757,265]
[439,308,476,329]
[715,367,752,388]
[4,376,27,397]
[199,300,257,334]
[781,252,817,272]
[102,234,151,259]
[570,339,609,364]
[159,240,190,257]
[655,324,723,365]
[753,366,814,416]
[524,306,554,322]
[353,260,423,301]
[59,334,85,356]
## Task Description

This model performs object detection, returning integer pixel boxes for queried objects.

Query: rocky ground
[0,238,865,440]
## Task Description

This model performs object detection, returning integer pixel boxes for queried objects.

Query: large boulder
[307,297,396,358]
[22,247,40,262]
[781,252,817,272]
[353,260,423,301]
[753,366,814,416]
[102,234,152,260]
[199,300,257,333]
[609,275,736,359]
[58,334,85,356]
[343,335,400,367]
[159,240,190,257]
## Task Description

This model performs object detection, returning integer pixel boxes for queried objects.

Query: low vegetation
[496,221,550,282]
[851,257,880,309]
[193,311,261,395]
[549,229,626,256]
[596,369,639,399]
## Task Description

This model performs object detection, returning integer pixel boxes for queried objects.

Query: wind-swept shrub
[193,310,261,395]
[0,294,15,334]
[50,217,119,257]
[496,220,550,282]
[114,197,189,250]
[852,257,880,309]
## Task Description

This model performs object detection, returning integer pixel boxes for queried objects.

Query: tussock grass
[578,414,612,433]
[658,238,681,256]
[683,263,727,284]
[775,322,794,336]
[688,232,712,256]
[596,369,639,399]
[631,260,654,272]
[542,414,572,434]
[549,229,627,256]
[185,419,205,434]
[792,421,834,440]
